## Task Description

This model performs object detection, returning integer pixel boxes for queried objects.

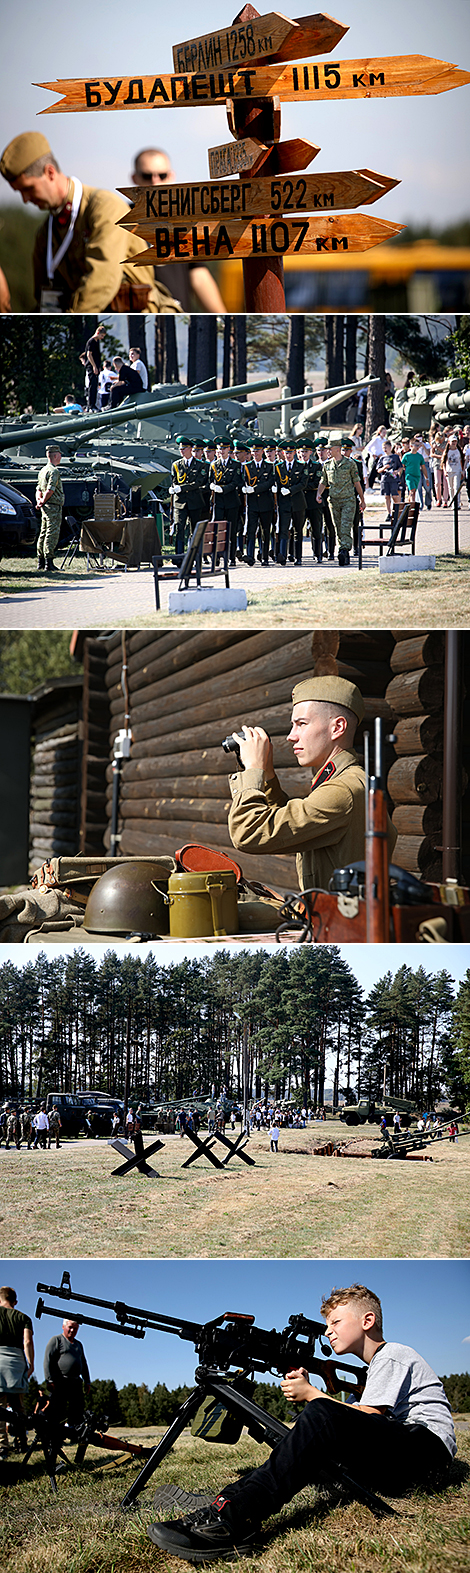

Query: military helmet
[84,861,170,936]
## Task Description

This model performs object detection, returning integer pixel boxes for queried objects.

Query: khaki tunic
[228,749,397,891]
[33,183,182,313]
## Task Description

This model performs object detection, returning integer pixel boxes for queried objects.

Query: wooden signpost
[36,6,470,312]
[122,214,404,264]
[118,170,399,224]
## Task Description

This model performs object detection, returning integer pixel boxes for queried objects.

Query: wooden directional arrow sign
[37,56,470,112]
[118,169,399,225]
[172,11,349,73]
[207,135,320,178]
[125,213,405,264]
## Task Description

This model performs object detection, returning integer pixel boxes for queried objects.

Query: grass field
[2,1124,468,1259]
[1,1420,469,1573]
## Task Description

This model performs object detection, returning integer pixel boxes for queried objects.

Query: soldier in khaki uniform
[35,445,64,573]
[0,132,182,314]
[227,676,396,892]
[317,432,366,566]
[47,1106,62,1150]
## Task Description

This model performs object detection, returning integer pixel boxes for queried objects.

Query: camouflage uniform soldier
[317,432,365,566]
[342,436,365,556]
[47,1106,62,1149]
[35,445,65,573]
[5,1110,20,1149]
[20,1109,33,1149]
[170,437,208,565]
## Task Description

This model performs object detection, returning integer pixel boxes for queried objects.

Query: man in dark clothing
[79,324,106,411]
[241,438,277,566]
[274,440,307,565]
[109,357,144,409]
[44,1318,91,1430]
[148,1283,455,1563]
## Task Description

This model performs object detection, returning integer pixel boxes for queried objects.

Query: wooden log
[109,665,315,730]
[393,715,443,756]
[387,755,442,805]
[119,629,314,706]
[385,667,444,716]
[337,632,394,662]
[120,797,231,824]
[116,766,313,799]
[390,634,445,674]
[393,834,440,877]
[391,804,442,836]
[106,630,251,690]
[29,810,77,828]
[108,629,298,700]
[120,701,294,753]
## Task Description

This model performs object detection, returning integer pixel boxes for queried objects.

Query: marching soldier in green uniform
[0,133,181,314]
[170,436,208,564]
[241,438,278,566]
[317,432,366,566]
[35,445,65,573]
[299,436,324,563]
[209,442,242,565]
[274,440,307,565]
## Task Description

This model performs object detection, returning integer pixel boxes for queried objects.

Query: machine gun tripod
[35,1273,394,1518]
[3,1392,152,1494]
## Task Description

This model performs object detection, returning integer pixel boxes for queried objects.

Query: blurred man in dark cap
[0,132,182,313]
[131,146,227,313]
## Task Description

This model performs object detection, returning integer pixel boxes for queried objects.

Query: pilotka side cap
[0,132,53,181]
[292,676,365,723]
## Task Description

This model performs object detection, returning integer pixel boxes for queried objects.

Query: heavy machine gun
[34,1270,391,1517]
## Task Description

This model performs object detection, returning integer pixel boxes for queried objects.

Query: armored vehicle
[339,1096,418,1128]
[391,376,470,438]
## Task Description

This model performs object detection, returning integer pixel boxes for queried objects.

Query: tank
[391,376,470,437]
[0,375,279,551]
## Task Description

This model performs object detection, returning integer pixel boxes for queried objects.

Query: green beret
[0,131,52,181]
[291,676,365,723]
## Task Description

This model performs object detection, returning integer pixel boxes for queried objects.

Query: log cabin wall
[29,678,83,876]
[385,632,446,881]
[86,630,396,894]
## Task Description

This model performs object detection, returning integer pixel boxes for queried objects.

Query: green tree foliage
[0,318,124,416]
[445,969,470,1105]
[440,1372,470,1413]
[88,1378,122,1424]
[0,207,43,311]
[0,632,81,695]
[383,317,453,381]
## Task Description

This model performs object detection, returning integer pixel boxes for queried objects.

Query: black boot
[37,553,45,571]
[46,557,57,574]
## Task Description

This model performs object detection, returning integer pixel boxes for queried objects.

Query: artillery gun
[391,376,470,438]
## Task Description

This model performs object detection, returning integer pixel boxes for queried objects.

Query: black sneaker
[147,1500,257,1564]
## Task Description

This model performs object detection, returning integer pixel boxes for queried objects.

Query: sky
[1,2,469,228]
[2,1259,469,1389]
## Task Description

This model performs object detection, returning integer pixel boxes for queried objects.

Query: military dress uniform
[320,455,361,553]
[274,451,307,564]
[36,461,65,566]
[242,448,277,564]
[302,444,324,561]
[209,454,242,563]
[170,448,208,562]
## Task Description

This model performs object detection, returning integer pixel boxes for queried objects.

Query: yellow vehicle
[218,241,470,312]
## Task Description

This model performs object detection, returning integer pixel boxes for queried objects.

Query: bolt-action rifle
[34,1271,393,1518]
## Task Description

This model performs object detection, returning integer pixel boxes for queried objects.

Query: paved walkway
[1,496,469,629]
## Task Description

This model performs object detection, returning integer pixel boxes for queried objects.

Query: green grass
[1,1422,468,1573]
[1,1124,468,1259]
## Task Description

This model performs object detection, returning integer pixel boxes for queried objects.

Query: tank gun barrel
[258,375,380,414]
[0,377,280,452]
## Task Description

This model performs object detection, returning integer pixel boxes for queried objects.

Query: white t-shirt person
[360,1342,456,1456]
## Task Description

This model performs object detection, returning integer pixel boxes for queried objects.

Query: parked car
[0,479,38,557]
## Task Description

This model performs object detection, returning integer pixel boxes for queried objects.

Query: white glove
[169,484,181,495]
[211,483,223,493]
[281,486,290,496]
[242,485,255,494]
[271,485,277,493]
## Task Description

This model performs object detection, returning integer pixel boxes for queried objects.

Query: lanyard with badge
[40,177,83,311]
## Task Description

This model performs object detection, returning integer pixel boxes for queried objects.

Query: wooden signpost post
[36,6,470,311]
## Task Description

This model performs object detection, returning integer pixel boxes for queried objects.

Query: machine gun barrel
[0,376,280,452]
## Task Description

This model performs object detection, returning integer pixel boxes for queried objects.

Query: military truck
[339,1096,418,1128]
